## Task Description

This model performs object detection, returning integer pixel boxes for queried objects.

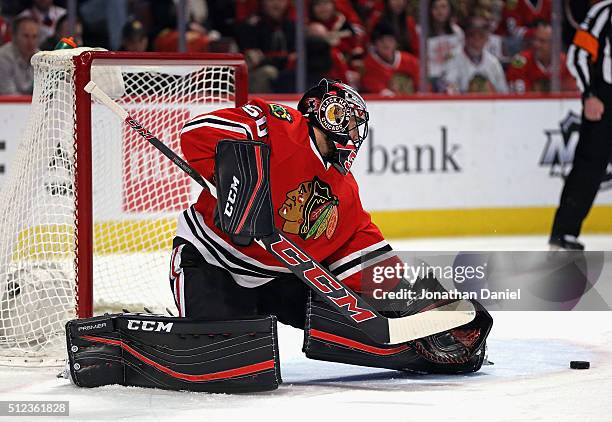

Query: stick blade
[387,300,476,344]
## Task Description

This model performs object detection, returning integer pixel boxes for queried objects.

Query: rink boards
[0,96,610,238]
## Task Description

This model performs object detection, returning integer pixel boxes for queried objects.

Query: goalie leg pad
[66,314,281,393]
[304,293,492,374]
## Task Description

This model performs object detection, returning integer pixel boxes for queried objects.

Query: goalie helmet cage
[0,49,247,365]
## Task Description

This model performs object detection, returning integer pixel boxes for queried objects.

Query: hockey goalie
[66,79,492,393]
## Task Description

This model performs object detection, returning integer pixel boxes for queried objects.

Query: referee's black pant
[551,106,612,238]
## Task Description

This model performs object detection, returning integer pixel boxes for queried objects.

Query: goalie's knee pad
[66,313,281,393]
[303,293,492,374]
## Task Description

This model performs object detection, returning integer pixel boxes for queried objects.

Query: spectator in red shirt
[236,0,296,93]
[308,0,365,64]
[499,0,551,48]
[506,20,576,93]
[361,22,419,95]
[298,35,353,87]
[367,0,420,55]
[154,28,209,52]
[236,0,261,23]
[352,0,386,24]
[307,15,356,86]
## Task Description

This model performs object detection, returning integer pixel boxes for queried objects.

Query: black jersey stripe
[188,207,281,277]
[183,117,253,140]
[188,207,288,278]
[331,244,393,277]
[186,208,277,278]
[182,210,274,278]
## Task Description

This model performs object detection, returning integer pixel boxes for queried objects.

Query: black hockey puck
[570,361,590,369]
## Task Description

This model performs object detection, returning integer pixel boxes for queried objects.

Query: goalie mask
[298,79,369,175]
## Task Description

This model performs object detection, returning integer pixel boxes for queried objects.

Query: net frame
[0,50,247,365]
[72,51,247,319]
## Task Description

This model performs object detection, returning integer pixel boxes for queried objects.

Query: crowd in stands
[0,0,583,95]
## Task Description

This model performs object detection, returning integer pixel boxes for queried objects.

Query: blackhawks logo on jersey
[511,54,527,69]
[269,103,293,123]
[278,176,339,240]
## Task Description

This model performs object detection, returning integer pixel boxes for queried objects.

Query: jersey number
[242,104,268,138]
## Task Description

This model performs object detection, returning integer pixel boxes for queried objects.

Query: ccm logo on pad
[127,320,174,332]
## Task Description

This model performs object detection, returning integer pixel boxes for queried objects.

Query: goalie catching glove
[304,275,493,374]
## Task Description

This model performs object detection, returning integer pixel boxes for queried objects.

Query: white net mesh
[0,49,240,365]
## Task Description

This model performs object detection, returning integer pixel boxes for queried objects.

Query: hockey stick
[85,81,476,345]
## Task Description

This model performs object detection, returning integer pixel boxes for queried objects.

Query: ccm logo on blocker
[224,176,240,217]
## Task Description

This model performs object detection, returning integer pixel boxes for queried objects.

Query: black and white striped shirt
[567,0,612,99]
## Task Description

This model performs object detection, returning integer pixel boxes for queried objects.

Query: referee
[550,0,612,250]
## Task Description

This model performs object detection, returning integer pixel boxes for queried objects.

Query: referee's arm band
[573,29,599,62]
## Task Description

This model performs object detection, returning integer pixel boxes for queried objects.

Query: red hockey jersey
[361,49,419,95]
[177,98,390,291]
[506,49,575,93]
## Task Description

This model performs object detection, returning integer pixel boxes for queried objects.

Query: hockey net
[0,48,247,365]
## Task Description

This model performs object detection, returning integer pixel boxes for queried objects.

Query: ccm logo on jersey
[126,320,174,332]
[224,176,240,217]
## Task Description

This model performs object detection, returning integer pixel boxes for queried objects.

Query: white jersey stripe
[328,239,390,271]
[190,209,289,274]
[566,45,583,91]
[335,250,396,281]
[169,244,185,316]
[577,49,592,89]
[180,115,254,139]
[180,121,251,137]
[591,7,610,37]
[176,210,291,288]
[178,271,186,317]
[605,39,612,84]
[177,213,274,287]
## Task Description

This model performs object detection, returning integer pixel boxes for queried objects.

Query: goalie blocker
[65,313,281,393]
[214,139,274,246]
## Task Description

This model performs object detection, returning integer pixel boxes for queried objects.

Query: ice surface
[1,235,611,422]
